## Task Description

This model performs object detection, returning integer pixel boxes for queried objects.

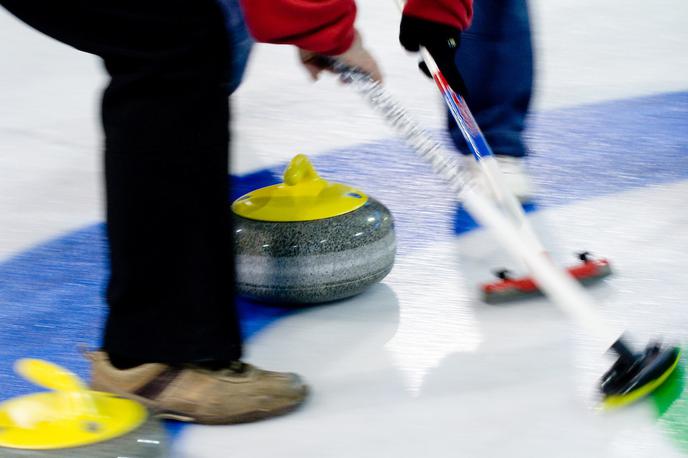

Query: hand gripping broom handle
[329,59,617,344]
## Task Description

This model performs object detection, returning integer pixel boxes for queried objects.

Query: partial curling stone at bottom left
[0,359,168,457]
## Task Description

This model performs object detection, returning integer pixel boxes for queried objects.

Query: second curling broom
[324,54,681,408]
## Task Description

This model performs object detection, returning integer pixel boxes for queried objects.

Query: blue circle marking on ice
[0,91,686,439]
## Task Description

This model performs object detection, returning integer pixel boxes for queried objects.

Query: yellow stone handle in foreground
[17,359,87,393]
[0,360,72,429]
[0,359,147,450]
[11,359,98,427]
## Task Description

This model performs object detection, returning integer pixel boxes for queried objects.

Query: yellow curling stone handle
[232,154,369,222]
[0,359,147,450]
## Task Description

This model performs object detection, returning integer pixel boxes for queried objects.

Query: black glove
[399,15,467,96]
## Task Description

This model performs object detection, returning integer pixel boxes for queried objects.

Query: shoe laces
[226,361,248,374]
[191,360,248,375]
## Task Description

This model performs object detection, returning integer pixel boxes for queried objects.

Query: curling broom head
[601,342,681,409]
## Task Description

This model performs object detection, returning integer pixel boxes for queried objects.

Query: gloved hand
[299,31,383,83]
[399,15,467,96]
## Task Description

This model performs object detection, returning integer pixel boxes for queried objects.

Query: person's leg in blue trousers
[449,0,534,158]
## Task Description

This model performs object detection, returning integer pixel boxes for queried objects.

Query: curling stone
[232,154,396,304]
[0,359,167,457]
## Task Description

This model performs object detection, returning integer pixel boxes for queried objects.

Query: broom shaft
[333,60,616,343]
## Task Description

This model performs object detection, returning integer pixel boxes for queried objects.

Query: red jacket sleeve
[240,0,357,56]
[404,0,473,30]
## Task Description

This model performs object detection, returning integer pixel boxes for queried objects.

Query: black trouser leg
[1,0,242,363]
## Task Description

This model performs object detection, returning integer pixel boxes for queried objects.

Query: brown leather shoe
[87,352,308,425]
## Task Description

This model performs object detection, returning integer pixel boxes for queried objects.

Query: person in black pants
[1,0,466,425]
[0,0,308,424]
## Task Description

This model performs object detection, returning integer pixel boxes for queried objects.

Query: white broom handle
[330,59,618,345]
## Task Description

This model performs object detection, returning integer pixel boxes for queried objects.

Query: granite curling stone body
[233,154,396,304]
[0,359,167,458]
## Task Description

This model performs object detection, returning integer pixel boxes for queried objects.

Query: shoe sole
[94,384,310,426]
[157,387,309,425]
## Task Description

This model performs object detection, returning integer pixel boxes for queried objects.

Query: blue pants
[449,0,534,158]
